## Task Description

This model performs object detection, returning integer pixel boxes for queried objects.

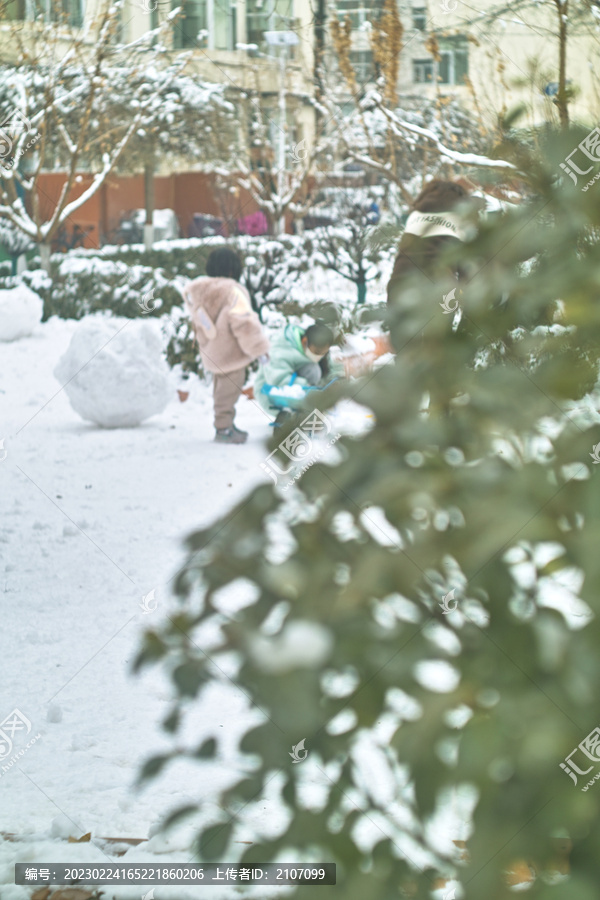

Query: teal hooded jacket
[254,324,326,412]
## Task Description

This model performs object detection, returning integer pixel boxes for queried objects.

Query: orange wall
[36,173,100,247]
[35,172,262,248]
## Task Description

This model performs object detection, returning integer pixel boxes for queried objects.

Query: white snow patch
[426,783,478,855]
[328,399,374,436]
[0,284,43,342]
[326,708,358,735]
[538,571,592,629]
[338,333,376,355]
[351,732,397,808]
[248,620,333,673]
[321,667,360,698]
[268,383,307,398]
[413,660,461,693]
[359,505,402,548]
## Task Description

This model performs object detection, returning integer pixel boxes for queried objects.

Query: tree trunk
[274,214,285,237]
[357,281,367,304]
[39,243,51,273]
[314,0,326,103]
[276,48,287,238]
[144,156,155,251]
[555,0,569,129]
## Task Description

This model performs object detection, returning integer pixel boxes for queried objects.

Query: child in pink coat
[184,247,269,443]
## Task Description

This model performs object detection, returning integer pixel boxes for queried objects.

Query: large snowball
[0,283,43,341]
[54,316,173,428]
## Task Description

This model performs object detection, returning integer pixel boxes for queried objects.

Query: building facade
[0,0,319,168]
[332,0,600,128]
[3,0,599,149]
[127,0,317,162]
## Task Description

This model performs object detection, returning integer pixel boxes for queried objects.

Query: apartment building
[335,0,600,127]
[4,0,599,145]
[142,0,319,167]
[0,0,319,160]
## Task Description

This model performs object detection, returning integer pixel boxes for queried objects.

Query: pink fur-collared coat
[183,277,269,374]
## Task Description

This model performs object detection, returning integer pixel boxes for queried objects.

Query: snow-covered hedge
[64,237,219,284]
[0,259,184,322]
[65,234,312,317]
[1,226,395,326]
[3,235,310,321]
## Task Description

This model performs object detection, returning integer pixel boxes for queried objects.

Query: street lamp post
[265,29,298,235]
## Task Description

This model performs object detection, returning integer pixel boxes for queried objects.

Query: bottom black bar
[15,862,336,885]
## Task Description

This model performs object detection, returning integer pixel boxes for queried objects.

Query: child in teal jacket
[254,322,337,412]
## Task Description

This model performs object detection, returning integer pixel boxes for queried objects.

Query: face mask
[305,347,326,363]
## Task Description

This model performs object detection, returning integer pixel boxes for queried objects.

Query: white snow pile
[54,316,173,428]
[0,283,43,342]
[133,207,180,240]
[267,383,307,398]
[337,333,376,356]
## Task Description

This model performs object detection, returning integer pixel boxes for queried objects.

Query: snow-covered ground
[0,311,385,900]
[0,315,291,899]
[1,308,586,899]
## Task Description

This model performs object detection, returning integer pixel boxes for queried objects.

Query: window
[413,58,433,83]
[171,0,237,50]
[172,0,207,48]
[336,0,385,30]
[246,0,293,50]
[438,35,468,84]
[349,48,375,83]
[213,0,236,49]
[1,0,82,24]
[412,6,426,30]
[1,0,26,18]
[55,0,82,26]
[412,37,468,86]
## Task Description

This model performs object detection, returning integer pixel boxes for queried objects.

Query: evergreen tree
[136,87,600,900]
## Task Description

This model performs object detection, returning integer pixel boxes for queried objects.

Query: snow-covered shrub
[278,297,388,341]
[23,235,312,321]
[302,205,398,306]
[55,316,173,428]
[0,218,35,260]
[1,258,184,321]
[70,234,311,317]
[10,229,391,328]
[70,238,220,282]
[237,234,310,317]
[163,307,204,380]
[0,283,43,341]
[48,257,183,321]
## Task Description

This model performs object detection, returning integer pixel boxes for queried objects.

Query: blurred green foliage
[136,132,600,899]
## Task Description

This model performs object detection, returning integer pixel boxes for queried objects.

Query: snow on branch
[378,99,517,171]
[58,123,77,156]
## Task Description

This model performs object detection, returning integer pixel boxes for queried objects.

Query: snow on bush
[0,283,43,341]
[54,316,173,428]
[9,258,184,323]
